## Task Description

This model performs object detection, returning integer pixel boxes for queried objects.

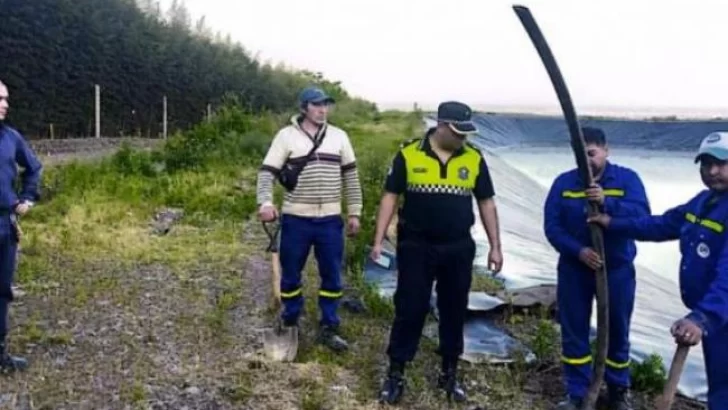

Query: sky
[157,0,728,116]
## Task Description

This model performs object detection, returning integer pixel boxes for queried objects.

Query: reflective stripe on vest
[561,188,625,199]
[400,142,481,196]
[685,212,724,233]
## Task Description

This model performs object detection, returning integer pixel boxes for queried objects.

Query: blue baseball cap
[298,86,335,106]
[695,131,728,163]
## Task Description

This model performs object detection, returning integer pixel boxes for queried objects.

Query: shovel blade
[263,325,299,362]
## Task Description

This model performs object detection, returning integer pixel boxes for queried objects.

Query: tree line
[0,0,359,139]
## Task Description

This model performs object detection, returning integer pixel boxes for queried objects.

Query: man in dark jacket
[0,80,43,373]
[543,127,650,410]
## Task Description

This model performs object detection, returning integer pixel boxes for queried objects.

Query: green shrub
[631,353,667,394]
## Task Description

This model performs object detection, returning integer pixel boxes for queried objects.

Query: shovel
[261,220,299,362]
[654,344,690,410]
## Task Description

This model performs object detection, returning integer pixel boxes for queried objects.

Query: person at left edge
[371,101,503,405]
[0,79,43,374]
[543,126,650,410]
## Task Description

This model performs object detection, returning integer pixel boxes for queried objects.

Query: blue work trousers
[704,325,728,409]
[278,214,344,327]
[557,262,636,398]
[0,214,19,340]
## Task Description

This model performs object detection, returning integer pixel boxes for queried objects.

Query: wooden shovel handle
[656,344,690,410]
[271,252,281,307]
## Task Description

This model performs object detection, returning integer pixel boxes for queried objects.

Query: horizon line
[373,101,728,119]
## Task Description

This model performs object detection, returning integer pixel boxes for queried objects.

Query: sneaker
[0,343,28,374]
[553,395,583,410]
[379,362,405,405]
[316,325,348,353]
[437,370,467,402]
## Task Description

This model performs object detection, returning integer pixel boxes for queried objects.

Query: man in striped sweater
[256,86,363,352]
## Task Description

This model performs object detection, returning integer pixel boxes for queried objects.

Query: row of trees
[0,0,361,139]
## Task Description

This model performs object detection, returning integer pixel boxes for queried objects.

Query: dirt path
[4,216,369,409]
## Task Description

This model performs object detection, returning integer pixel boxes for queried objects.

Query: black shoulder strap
[304,124,327,159]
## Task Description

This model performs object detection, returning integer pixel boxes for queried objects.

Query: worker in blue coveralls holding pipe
[543,126,650,410]
[0,79,43,374]
[588,131,728,410]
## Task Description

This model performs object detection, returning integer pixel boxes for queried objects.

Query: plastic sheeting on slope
[427,113,728,152]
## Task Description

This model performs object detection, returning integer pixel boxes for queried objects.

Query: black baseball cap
[437,101,477,135]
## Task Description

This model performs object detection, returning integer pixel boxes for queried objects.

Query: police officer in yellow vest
[370,101,503,405]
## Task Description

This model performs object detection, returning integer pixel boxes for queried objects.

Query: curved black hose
[512,6,609,409]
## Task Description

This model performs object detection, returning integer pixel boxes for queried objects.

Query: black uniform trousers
[386,234,476,363]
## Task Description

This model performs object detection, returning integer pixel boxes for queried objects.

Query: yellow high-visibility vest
[400,139,482,196]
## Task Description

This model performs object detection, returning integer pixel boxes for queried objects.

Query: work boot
[437,358,467,402]
[316,325,348,353]
[553,395,583,410]
[0,341,28,374]
[607,385,633,410]
[379,361,406,405]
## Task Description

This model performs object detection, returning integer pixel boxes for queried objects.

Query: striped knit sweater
[256,115,363,218]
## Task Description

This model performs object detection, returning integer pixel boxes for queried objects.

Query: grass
[3,100,701,409]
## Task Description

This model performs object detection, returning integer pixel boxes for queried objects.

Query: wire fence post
[163,95,168,139]
[95,84,101,138]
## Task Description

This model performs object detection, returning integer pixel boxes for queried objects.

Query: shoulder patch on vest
[458,166,470,180]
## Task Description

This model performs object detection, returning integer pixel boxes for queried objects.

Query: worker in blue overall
[0,80,43,373]
[588,130,728,410]
[543,126,650,410]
